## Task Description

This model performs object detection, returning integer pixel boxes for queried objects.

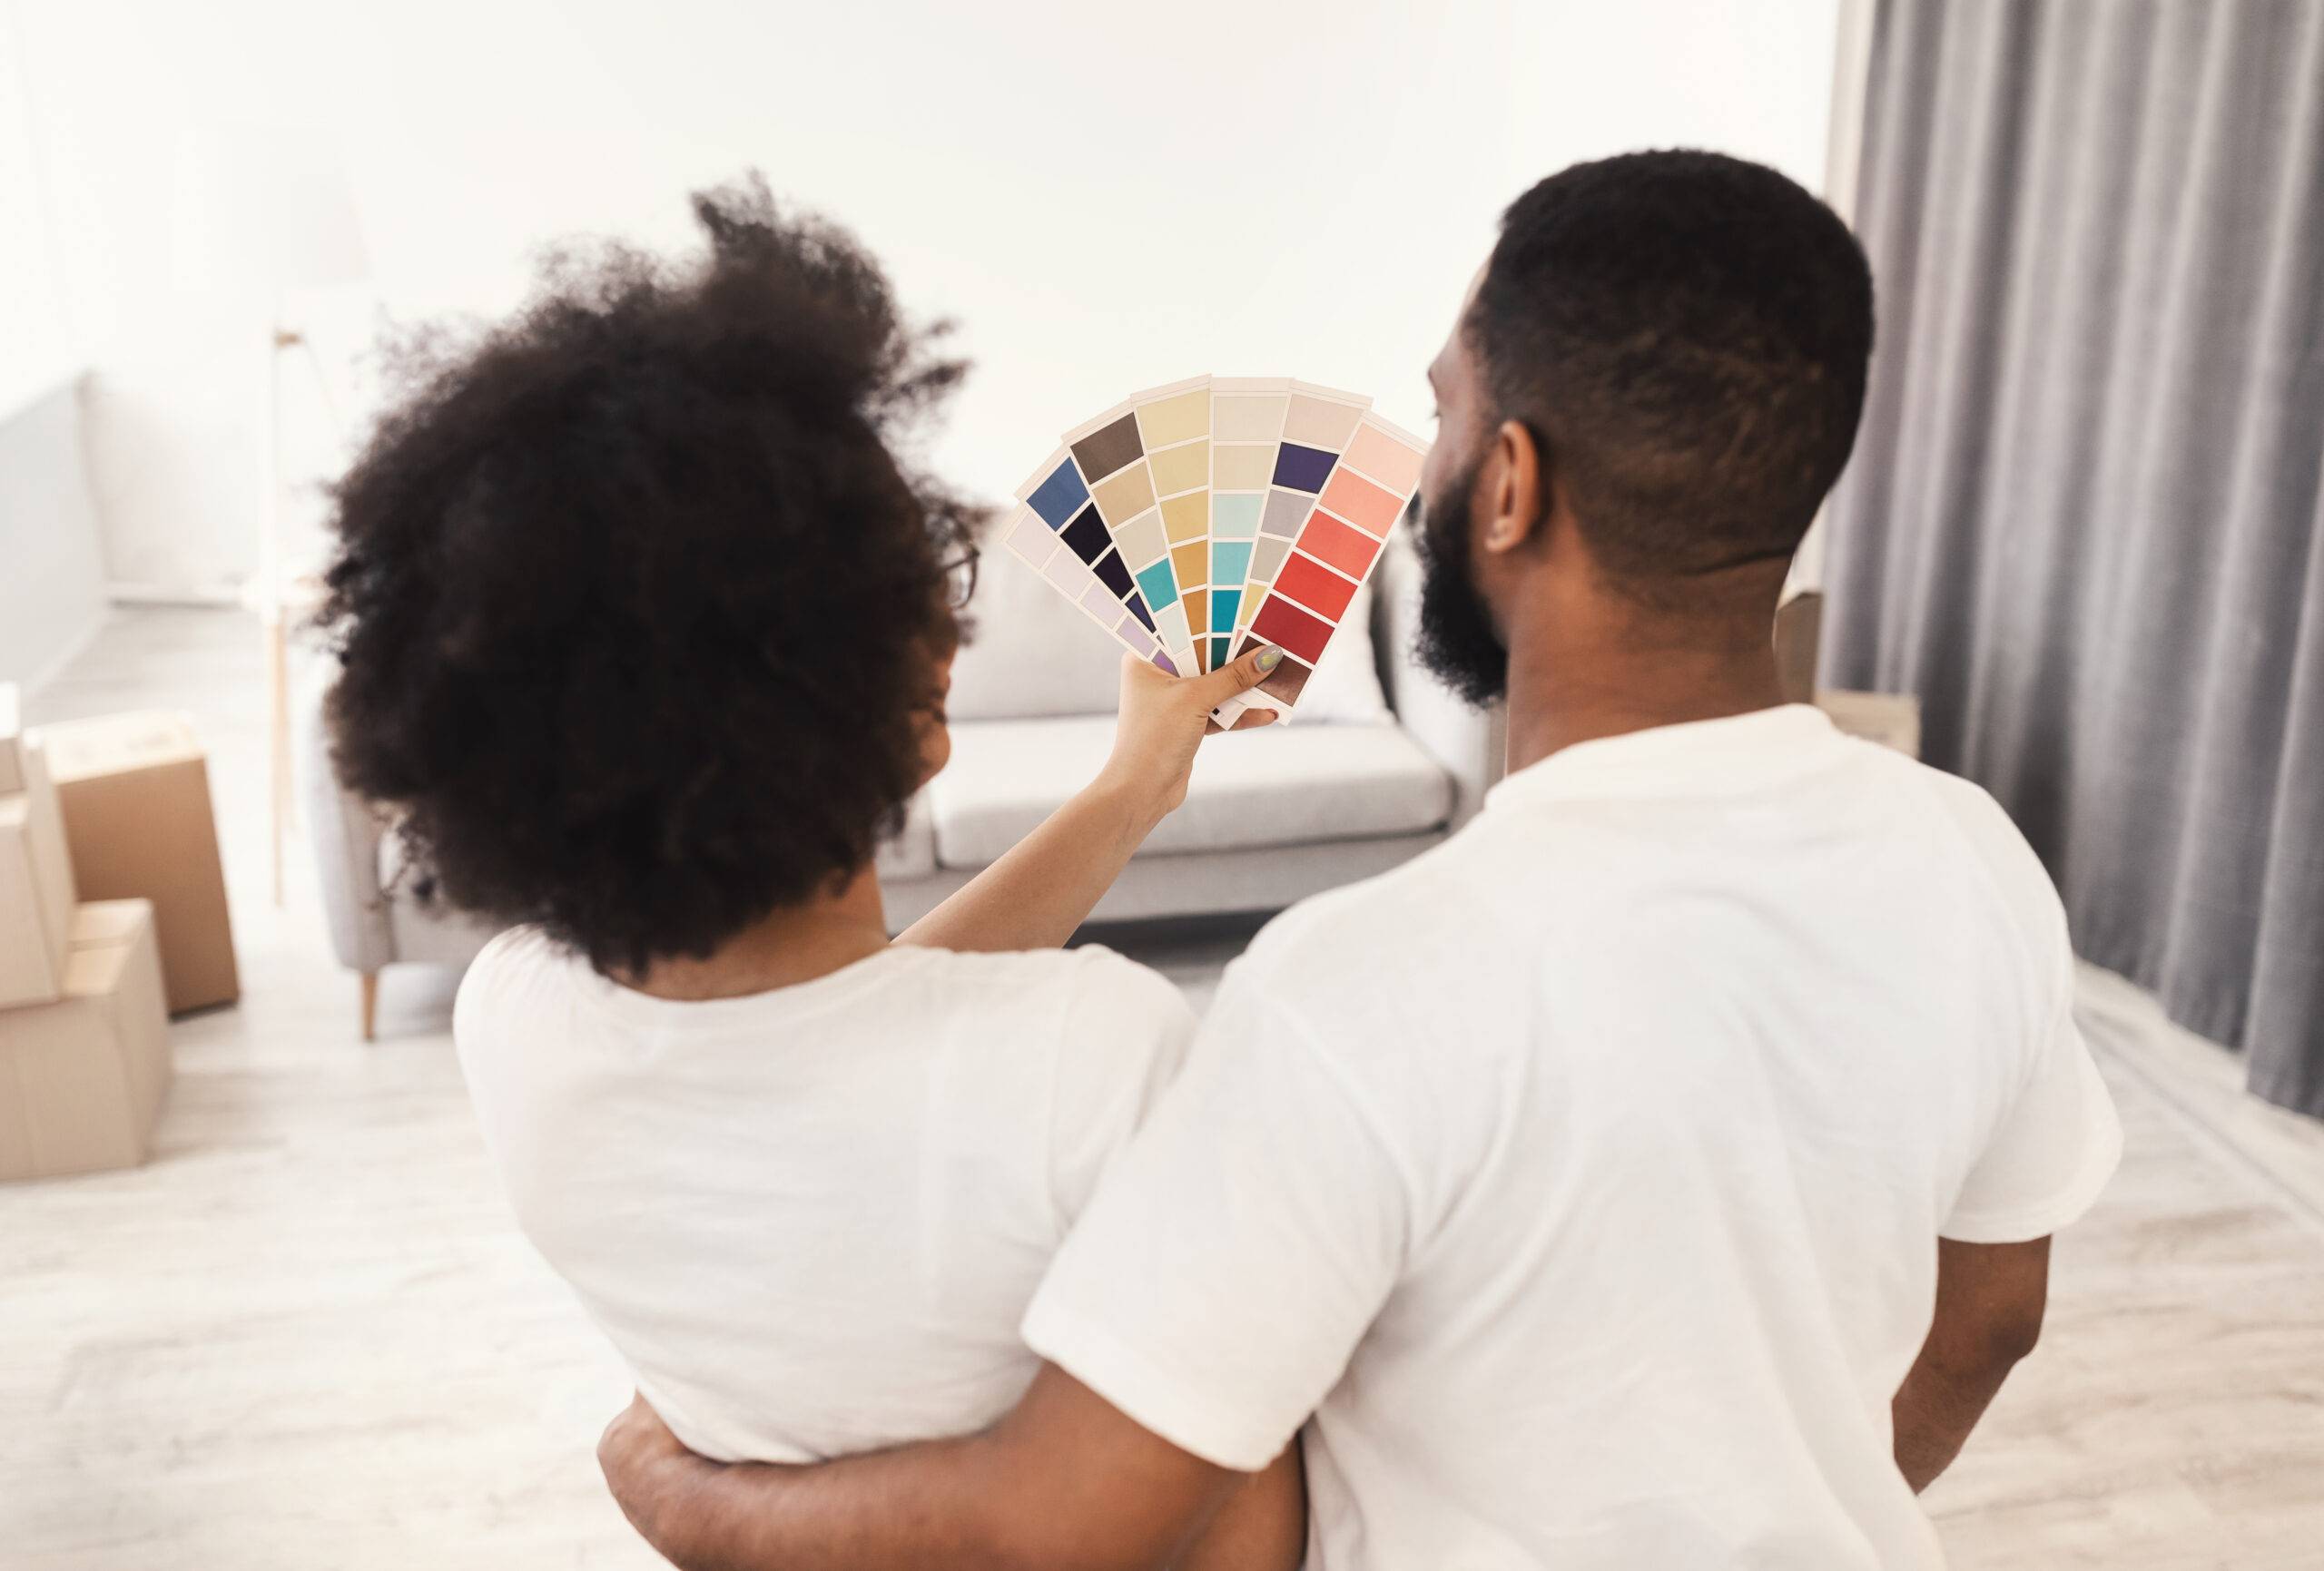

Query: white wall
[0,0,103,685]
[0,0,73,422]
[0,381,108,685]
[13,0,1839,595]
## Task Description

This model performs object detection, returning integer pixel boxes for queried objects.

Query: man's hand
[892,645,1284,954]
[594,1366,1253,1571]
[599,1394,701,1551]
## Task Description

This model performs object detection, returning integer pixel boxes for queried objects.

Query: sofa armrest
[298,673,396,975]
[1373,530,1502,826]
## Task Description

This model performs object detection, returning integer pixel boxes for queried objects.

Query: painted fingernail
[1256,646,1284,673]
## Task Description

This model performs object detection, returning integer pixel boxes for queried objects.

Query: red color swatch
[1300,511,1384,581]
[1252,595,1333,664]
[1273,551,1358,621]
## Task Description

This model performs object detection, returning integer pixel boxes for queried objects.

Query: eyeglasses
[940,545,980,611]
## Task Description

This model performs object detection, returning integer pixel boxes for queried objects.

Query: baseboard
[106,581,246,608]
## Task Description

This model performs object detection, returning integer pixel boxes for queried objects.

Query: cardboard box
[0,710,78,1009]
[39,712,239,1015]
[0,898,172,1182]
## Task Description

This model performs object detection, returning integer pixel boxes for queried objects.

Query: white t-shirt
[1023,704,2122,1571]
[455,932,1193,1464]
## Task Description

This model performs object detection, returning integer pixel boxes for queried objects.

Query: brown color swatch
[1069,414,1144,482]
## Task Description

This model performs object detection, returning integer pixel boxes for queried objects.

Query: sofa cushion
[946,538,1128,722]
[928,717,1452,869]
[1290,580,1392,725]
[874,790,938,881]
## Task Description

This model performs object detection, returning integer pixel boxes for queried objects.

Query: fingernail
[1256,646,1284,673]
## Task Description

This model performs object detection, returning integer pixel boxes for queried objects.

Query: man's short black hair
[320,175,977,977]
[1470,149,1873,593]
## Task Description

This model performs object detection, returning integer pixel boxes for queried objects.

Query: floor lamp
[172,131,369,907]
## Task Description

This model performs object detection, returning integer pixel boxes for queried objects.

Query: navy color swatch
[1272,443,1338,493]
[1062,506,1112,564]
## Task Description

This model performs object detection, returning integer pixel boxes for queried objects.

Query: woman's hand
[1098,646,1282,821]
[892,646,1283,955]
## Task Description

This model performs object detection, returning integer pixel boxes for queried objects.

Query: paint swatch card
[1200,377,1293,674]
[1223,380,1373,658]
[1005,378,1428,719]
[1009,450,1179,673]
[1057,376,1213,675]
[1211,410,1430,726]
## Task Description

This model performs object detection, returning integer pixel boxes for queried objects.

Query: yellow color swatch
[1147,442,1209,496]
[1161,492,1208,543]
[1136,388,1210,448]
[1211,445,1275,490]
[1170,541,1207,590]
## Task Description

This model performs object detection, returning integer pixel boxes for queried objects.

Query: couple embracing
[322,151,2118,1570]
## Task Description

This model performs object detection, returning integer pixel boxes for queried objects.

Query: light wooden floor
[5,609,2322,1569]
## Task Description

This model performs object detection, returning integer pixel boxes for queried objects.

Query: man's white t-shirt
[1023,704,2122,1570]
[455,934,1192,1464]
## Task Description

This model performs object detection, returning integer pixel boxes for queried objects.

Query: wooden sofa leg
[360,971,379,1043]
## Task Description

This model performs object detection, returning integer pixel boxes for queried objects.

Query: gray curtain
[1826,0,2324,1115]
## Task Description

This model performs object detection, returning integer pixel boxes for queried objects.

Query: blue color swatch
[1028,461,1091,528]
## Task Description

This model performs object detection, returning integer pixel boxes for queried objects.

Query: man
[596,150,2122,1570]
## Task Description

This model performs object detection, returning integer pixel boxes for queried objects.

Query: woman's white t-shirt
[454,931,1193,1463]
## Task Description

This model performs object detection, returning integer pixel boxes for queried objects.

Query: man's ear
[1481,418,1547,555]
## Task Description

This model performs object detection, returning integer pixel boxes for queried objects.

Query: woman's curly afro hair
[320,174,979,977]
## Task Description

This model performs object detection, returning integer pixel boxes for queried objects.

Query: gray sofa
[303,530,1499,1037]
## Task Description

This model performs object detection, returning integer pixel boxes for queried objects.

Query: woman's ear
[1482,418,1546,555]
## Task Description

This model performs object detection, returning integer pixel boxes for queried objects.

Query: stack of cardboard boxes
[0,683,172,1180]
[0,686,238,1183]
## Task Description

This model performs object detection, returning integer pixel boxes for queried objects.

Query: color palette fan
[1000,376,1428,724]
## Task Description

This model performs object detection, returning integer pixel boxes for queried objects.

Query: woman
[321,177,1302,1567]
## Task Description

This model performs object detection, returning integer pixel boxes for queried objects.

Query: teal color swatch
[1135,558,1177,611]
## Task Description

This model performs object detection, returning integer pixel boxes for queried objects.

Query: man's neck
[1500,602,1788,777]
[614,865,891,1002]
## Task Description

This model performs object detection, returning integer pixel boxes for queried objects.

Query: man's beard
[1412,461,1510,705]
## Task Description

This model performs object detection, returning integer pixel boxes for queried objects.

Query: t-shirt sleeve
[1942,960,2124,1244]
[1047,951,1200,1226]
[451,928,526,1086]
[1023,962,1410,1471]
